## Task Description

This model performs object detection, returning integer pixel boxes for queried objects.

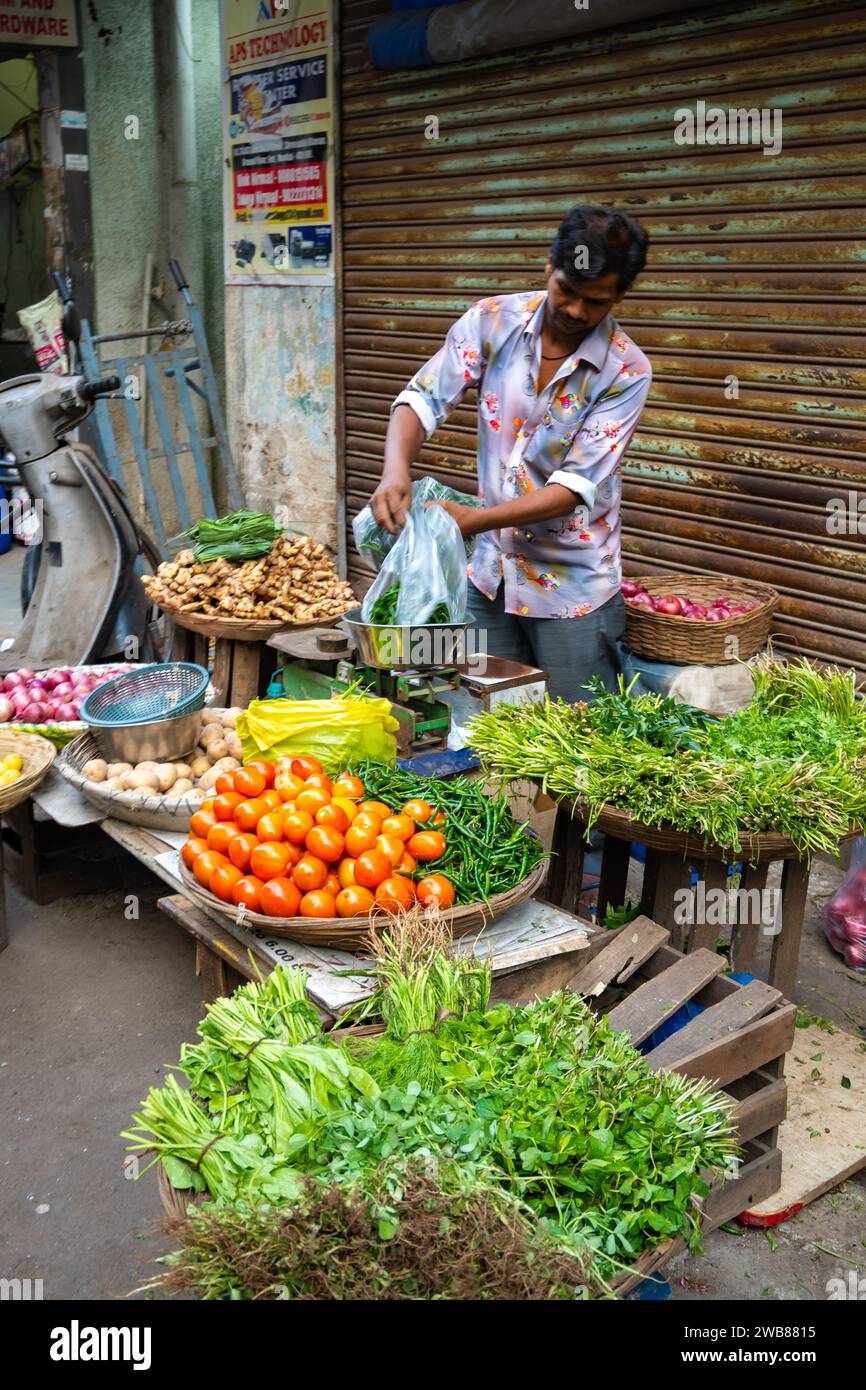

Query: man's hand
[425,499,479,539]
[371,473,413,534]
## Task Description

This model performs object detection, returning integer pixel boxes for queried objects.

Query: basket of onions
[621,575,778,665]
[0,664,137,746]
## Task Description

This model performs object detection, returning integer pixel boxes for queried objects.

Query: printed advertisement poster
[222,0,334,284]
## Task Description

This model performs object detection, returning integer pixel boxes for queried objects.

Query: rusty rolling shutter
[340,0,866,671]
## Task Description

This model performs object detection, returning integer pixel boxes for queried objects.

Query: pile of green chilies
[174,510,282,563]
[466,658,866,859]
[351,760,545,903]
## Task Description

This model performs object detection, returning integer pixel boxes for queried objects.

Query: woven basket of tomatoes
[177,754,548,948]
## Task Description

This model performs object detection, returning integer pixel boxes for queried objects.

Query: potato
[126,768,160,791]
[154,763,177,792]
[171,777,194,795]
[225,731,242,759]
[199,725,224,750]
[202,708,224,726]
[172,761,192,780]
[133,760,160,775]
[197,756,238,791]
[221,709,243,729]
[190,754,211,779]
[104,776,127,792]
[107,761,133,780]
[83,758,108,782]
[206,738,229,764]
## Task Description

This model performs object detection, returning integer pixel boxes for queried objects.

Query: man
[370,205,651,701]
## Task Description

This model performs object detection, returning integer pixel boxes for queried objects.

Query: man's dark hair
[550,206,649,295]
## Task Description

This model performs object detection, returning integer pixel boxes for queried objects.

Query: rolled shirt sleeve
[547,368,651,511]
[391,302,488,439]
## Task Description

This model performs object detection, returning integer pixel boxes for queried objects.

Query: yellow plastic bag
[237,693,399,771]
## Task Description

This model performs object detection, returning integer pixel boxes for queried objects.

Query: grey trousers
[466,583,624,703]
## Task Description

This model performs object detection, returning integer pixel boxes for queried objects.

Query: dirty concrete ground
[0,537,863,1302]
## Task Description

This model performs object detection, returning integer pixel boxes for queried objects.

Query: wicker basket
[0,730,56,812]
[57,731,206,831]
[623,575,778,665]
[176,838,549,949]
[159,602,347,643]
[566,797,862,863]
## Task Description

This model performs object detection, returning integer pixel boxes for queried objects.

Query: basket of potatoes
[56,707,245,831]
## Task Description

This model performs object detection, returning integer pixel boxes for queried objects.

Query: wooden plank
[566,916,669,997]
[488,926,590,978]
[210,639,232,707]
[645,980,782,1069]
[646,849,692,950]
[743,1022,866,1221]
[195,938,230,1003]
[688,859,731,954]
[605,948,724,1045]
[730,861,769,975]
[648,1001,798,1088]
[230,641,262,707]
[544,805,585,917]
[769,856,810,998]
[730,1077,788,1146]
[596,834,631,926]
[701,1144,783,1229]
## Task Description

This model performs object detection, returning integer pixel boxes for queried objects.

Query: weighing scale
[266,626,547,757]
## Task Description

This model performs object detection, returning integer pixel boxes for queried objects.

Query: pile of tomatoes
[180,753,455,921]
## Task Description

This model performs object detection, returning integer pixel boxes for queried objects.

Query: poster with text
[222,0,334,284]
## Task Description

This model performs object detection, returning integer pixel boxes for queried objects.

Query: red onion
[690,604,708,619]
[16,668,34,682]
[627,593,653,609]
[654,596,683,616]
[27,680,48,698]
[4,672,25,691]
[0,695,12,722]
[704,611,723,623]
[21,701,46,721]
[54,703,78,722]
[11,689,31,713]
[620,580,644,598]
[52,682,74,700]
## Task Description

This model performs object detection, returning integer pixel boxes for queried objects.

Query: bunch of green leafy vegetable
[173,509,282,563]
[352,760,546,902]
[368,580,451,626]
[304,991,736,1280]
[467,659,866,857]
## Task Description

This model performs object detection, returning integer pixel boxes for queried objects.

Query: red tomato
[190,808,217,840]
[402,798,433,824]
[181,836,209,870]
[381,813,416,842]
[374,875,416,912]
[245,759,276,788]
[207,821,239,856]
[408,830,447,862]
[213,791,245,822]
[234,766,267,799]
[337,857,357,888]
[283,809,315,845]
[275,771,304,802]
[228,831,259,872]
[299,889,338,918]
[316,802,349,834]
[193,849,228,890]
[210,862,244,903]
[231,875,264,912]
[234,797,268,833]
[345,821,379,857]
[256,810,285,843]
[335,885,375,917]
[214,772,238,795]
[292,854,328,893]
[376,833,405,868]
[333,774,365,800]
[306,825,345,864]
[396,849,416,875]
[331,796,358,825]
[303,773,333,796]
[358,800,392,821]
[353,849,392,890]
[415,873,456,908]
[250,841,294,882]
[296,787,330,816]
[291,755,324,780]
[323,871,341,898]
[259,877,302,918]
[259,789,283,812]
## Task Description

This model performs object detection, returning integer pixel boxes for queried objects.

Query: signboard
[0,0,78,46]
[222,0,335,285]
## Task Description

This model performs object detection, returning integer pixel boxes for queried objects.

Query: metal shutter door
[340,0,866,670]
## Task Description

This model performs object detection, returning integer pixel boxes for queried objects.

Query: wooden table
[171,624,275,707]
[545,804,815,1000]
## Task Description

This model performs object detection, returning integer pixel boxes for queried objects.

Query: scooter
[0,276,162,672]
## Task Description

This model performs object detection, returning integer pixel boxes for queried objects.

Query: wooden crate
[489,914,795,1295]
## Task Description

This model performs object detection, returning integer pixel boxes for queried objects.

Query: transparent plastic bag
[360,497,467,624]
[823,836,866,972]
[352,476,477,569]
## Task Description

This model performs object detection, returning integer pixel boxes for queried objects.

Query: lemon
[0,768,19,785]
[2,753,22,771]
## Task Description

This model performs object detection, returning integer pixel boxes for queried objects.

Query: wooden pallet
[490,915,796,1296]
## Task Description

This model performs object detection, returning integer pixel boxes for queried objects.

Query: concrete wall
[225,283,338,551]
[0,57,45,376]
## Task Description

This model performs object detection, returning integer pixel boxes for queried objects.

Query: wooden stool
[171,625,276,707]
[545,803,822,1000]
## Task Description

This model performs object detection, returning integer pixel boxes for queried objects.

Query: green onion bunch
[173,509,282,563]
